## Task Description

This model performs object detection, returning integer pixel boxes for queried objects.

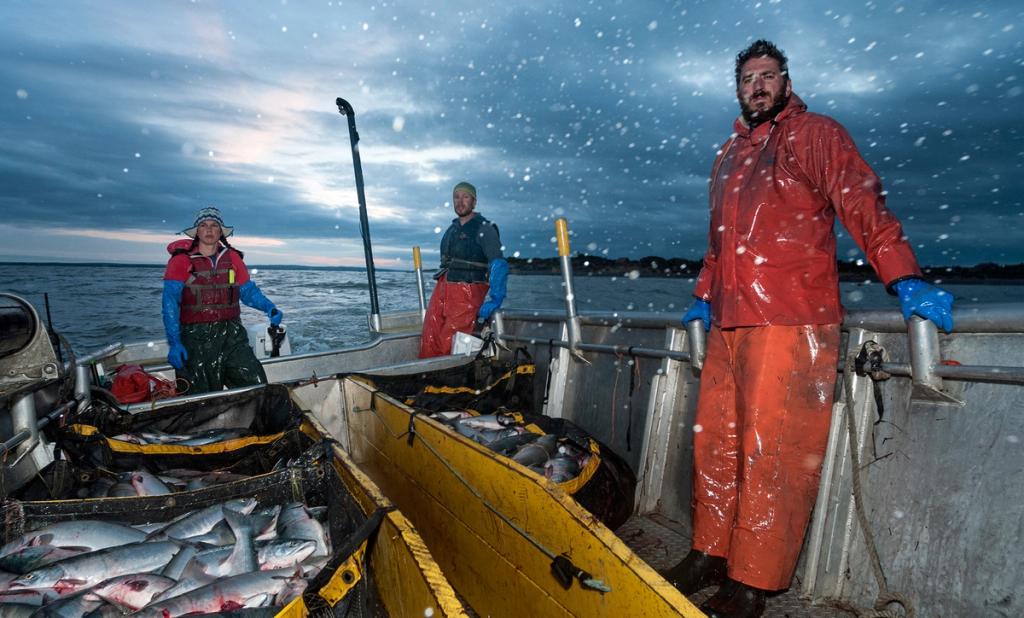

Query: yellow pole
[555,218,571,258]
[554,219,586,362]
[413,246,427,321]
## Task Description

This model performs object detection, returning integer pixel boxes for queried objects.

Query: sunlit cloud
[49,227,287,248]
[805,69,887,95]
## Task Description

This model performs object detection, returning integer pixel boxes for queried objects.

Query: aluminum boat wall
[494,305,1023,616]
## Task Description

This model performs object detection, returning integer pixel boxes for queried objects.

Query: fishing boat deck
[619,515,850,618]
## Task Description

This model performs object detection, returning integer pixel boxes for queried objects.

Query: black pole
[43,292,62,362]
[336,97,381,326]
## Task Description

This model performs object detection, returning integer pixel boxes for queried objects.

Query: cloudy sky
[1,0,1021,268]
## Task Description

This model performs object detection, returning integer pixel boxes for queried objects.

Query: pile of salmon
[0,498,330,617]
[432,412,592,483]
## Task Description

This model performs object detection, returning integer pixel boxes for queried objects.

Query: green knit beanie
[453,181,477,199]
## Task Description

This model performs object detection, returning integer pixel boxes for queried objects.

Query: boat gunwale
[339,375,705,618]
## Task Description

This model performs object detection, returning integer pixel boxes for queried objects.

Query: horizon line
[1,257,1022,271]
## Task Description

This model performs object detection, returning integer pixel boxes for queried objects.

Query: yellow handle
[228,269,235,285]
[412,246,422,269]
[555,218,570,257]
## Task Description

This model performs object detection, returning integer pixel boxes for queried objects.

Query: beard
[740,88,790,128]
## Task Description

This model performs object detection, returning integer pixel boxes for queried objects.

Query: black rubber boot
[662,549,727,595]
[699,577,767,618]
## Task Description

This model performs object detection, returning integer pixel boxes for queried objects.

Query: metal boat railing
[495,307,1024,387]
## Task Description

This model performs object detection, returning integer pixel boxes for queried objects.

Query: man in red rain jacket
[667,40,954,618]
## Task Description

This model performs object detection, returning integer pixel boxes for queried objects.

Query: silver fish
[544,456,581,483]
[10,541,180,596]
[0,547,86,576]
[153,498,257,541]
[138,432,191,444]
[279,504,329,558]
[106,482,136,498]
[0,522,145,559]
[511,434,558,467]
[0,602,38,617]
[207,508,256,578]
[186,522,234,547]
[173,428,250,446]
[110,434,146,445]
[131,522,166,535]
[83,604,129,618]
[157,476,188,490]
[136,568,307,618]
[195,539,316,574]
[86,478,115,499]
[129,471,171,497]
[149,559,213,604]
[89,574,176,612]
[0,590,55,607]
[160,545,197,581]
[26,590,102,617]
[488,431,540,455]
[459,416,506,431]
[251,505,281,542]
[256,540,317,571]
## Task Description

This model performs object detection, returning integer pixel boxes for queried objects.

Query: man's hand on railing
[894,278,954,333]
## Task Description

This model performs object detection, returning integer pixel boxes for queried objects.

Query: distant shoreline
[503,256,1024,283]
[2,258,1023,283]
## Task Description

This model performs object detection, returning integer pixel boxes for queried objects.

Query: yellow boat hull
[303,376,703,618]
[300,415,469,618]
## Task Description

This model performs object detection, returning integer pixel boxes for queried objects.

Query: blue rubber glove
[682,298,711,332]
[893,278,954,333]
[162,280,189,370]
[478,258,509,321]
[239,281,283,326]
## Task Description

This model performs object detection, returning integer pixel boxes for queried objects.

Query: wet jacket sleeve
[797,117,922,287]
[162,280,188,368]
[239,281,282,325]
[162,280,184,342]
[693,248,718,302]
[693,145,727,302]
[478,258,509,320]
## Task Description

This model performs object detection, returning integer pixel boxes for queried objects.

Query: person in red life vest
[161,207,283,394]
[667,41,954,618]
[419,181,508,358]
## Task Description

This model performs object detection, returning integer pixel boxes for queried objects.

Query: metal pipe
[74,363,93,408]
[554,219,585,360]
[932,363,1024,384]
[76,342,124,366]
[500,304,1024,334]
[685,320,707,372]
[502,332,1024,387]
[336,97,381,331]
[909,317,940,387]
[500,334,692,363]
[72,342,124,408]
[125,383,265,413]
[8,393,38,461]
[876,362,913,378]
[0,429,32,459]
[846,303,1024,333]
[35,398,79,431]
[413,246,427,321]
[1,396,78,461]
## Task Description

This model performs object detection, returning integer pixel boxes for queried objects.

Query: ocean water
[2,263,1022,356]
